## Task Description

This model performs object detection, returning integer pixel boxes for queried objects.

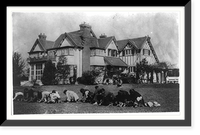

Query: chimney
[38,33,47,40]
[79,22,92,38]
[99,33,107,38]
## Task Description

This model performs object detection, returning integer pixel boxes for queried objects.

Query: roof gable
[106,39,118,50]
[98,36,114,49]
[53,32,81,49]
[116,39,138,51]
[30,39,45,52]
[60,37,73,47]
[67,31,83,47]
[33,43,42,51]
[129,36,148,49]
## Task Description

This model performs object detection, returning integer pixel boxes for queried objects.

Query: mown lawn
[13,84,179,114]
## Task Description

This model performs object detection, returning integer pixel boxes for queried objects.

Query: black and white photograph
[6,6,187,123]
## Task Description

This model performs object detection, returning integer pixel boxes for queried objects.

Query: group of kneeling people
[80,86,146,107]
[13,85,159,107]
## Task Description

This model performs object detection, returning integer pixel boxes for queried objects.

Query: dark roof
[67,30,100,48]
[129,36,148,49]
[30,39,54,52]
[67,30,83,47]
[116,39,129,51]
[98,36,114,49]
[117,36,148,51]
[38,39,54,50]
[53,33,66,48]
[53,31,84,49]
[104,57,128,67]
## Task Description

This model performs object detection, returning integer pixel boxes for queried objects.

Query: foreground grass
[13,84,179,114]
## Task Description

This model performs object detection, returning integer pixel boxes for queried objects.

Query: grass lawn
[13,84,179,114]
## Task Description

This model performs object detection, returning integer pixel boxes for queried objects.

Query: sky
[12,10,179,68]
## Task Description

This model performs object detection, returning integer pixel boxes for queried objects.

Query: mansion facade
[27,23,159,83]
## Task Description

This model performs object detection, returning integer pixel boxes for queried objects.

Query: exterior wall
[28,47,83,81]
[106,40,118,56]
[60,38,72,47]
[82,45,91,72]
[75,49,82,78]
[55,48,83,77]
[139,41,156,65]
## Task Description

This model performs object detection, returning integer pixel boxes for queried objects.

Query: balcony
[27,55,56,63]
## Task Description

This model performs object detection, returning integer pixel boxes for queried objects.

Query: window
[69,48,74,55]
[108,49,111,56]
[131,49,135,55]
[122,50,125,56]
[61,49,65,55]
[65,49,69,55]
[56,50,61,56]
[31,65,34,80]
[70,66,74,76]
[143,49,150,55]
[91,49,94,56]
[108,49,117,57]
[129,66,134,72]
[36,63,42,80]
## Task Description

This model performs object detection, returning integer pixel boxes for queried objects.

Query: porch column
[29,64,31,81]
[34,64,36,80]
[160,71,163,83]
[42,63,45,71]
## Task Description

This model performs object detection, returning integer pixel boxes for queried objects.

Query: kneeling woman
[48,90,61,103]
[63,90,79,102]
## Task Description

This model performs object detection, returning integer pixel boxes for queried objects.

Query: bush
[77,70,100,85]
[120,74,136,84]
[41,60,56,85]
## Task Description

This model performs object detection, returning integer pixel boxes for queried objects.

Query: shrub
[78,70,100,85]
[41,60,56,85]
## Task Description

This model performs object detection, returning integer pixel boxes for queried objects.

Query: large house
[27,23,159,84]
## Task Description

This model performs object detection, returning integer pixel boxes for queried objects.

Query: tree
[41,60,56,85]
[13,52,25,86]
[56,55,70,84]
[136,58,155,83]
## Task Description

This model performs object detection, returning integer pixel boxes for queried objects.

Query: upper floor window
[121,49,135,56]
[91,49,104,56]
[143,49,150,56]
[108,49,117,57]
[56,48,74,56]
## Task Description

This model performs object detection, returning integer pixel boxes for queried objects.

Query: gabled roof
[98,36,114,49]
[53,33,66,48]
[29,39,54,53]
[84,37,99,48]
[67,30,84,47]
[129,36,148,49]
[116,39,129,51]
[38,39,54,50]
[104,57,128,67]
[117,36,148,51]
